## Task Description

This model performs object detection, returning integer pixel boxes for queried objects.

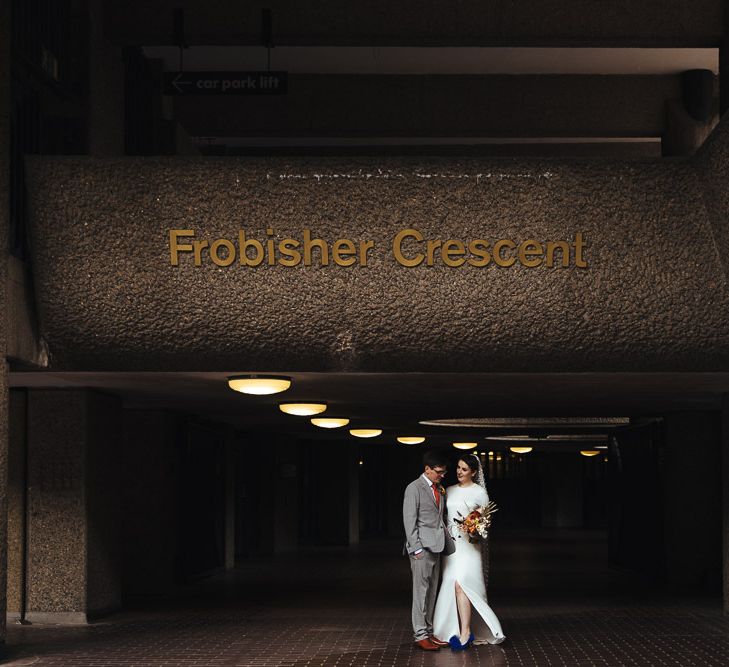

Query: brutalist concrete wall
[24,132,729,373]
[663,411,722,590]
[7,391,26,617]
[696,116,729,282]
[86,391,122,616]
[25,390,122,623]
[0,0,10,647]
[26,391,87,623]
[122,410,179,596]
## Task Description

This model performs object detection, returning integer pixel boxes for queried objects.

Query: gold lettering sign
[169,228,587,268]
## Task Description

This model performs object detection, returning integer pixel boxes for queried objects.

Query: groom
[403,450,455,650]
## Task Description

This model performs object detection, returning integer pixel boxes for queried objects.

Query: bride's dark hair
[459,454,480,482]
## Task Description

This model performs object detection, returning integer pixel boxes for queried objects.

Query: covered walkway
[6,530,729,667]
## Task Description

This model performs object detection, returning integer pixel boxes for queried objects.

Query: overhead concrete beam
[22,119,729,373]
[173,74,685,139]
[104,0,722,48]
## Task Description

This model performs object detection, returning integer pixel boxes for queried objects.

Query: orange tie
[433,484,440,507]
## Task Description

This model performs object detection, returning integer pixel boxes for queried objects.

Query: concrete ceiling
[105,1,722,47]
[143,46,719,75]
[126,4,722,154]
[9,371,726,446]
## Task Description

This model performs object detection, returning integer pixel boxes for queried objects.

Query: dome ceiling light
[228,375,291,395]
[580,450,601,457]
[311,417,350,428]
[279,402,327,416]
[452,442,477,450]
[397,436,426,445]
[350,428,382,438]
[509,446,533,454]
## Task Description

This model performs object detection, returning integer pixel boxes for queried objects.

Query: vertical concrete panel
[26,391,87,623]
[122,411,179,595]
[541,455,584,529]
[6,391,27,616]
[87,0,124,156]
[0,0,10,647]
[85,391,122,616]
[224,437,235,570]
[348,446,360,546]
[722,397,729,611]
[664,412,722,591]
[274,438,299,554]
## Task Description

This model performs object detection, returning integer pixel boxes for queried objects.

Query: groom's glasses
[432,468,446,477]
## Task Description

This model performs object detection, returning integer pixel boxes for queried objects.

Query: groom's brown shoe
[429,636,449,647]
[415,639,440,651]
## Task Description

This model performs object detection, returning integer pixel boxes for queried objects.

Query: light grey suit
[403,475,456,641]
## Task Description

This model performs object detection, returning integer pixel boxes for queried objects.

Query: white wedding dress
[432,483,506,645]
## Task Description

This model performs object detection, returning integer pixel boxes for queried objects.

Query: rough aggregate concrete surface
[24,141,729,372]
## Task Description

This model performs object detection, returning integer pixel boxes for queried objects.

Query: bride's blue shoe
[463,633,475,649]
[448,635,463,651]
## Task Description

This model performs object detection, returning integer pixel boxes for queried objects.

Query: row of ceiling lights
[229,374,427,442]
[228,375,605,456]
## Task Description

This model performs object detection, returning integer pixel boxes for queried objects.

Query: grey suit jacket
[403,476,456,556]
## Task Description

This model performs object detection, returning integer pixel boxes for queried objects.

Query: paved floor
[5,530,729,666]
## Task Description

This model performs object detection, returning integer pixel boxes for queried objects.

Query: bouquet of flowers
[454,501,498,543]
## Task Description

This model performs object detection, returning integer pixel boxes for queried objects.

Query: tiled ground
[5,530,729,666]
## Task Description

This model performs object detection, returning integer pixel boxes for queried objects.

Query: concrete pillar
[273,438,299,554]
[0,0,10,651]
[541,455,583,528]
[87,0,124,155]
[224,437,235,570]
[721,4,729,116]
[663,98,717,156]
[23,390,122,623]
[7,391,27,620]
[722,398,729,611]
[348,445,360,546]
[664,412,722,591]
[122,410,179,594]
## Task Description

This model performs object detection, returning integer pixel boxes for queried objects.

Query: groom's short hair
[423,450,448,470]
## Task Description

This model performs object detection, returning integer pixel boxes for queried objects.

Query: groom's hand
[413,549,424,560]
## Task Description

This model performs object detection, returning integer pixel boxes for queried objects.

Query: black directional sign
[163,71,287,95]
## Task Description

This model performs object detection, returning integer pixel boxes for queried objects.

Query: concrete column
[722,397,729,611]
[224,437,235,570]
[348,445,360,546]
[541,455,583,528]
[0,0,10,651]
[24,390,122,623]
[273,438,299,554]
[122,410,179,594]
[7,391,27,620]
[662,98,717,156]
[664,411,721,591]
[721,4,729,116]
[87,0,124,155]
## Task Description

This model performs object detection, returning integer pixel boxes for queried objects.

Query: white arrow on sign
[172,73,192,93]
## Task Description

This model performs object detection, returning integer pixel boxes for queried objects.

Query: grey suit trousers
[409,550,441,640]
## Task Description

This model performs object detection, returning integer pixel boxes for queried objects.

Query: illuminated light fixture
[359,460,364,465]
[311,417,350,429]
[279,402,327,416]
[228,375,291,395]
[397,436,426,445]
[350,428,382,438]
[580,450,601,457]
[510,446,533,454]
[452,442,477,450]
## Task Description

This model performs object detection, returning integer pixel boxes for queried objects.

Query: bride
[432,454,506,649]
